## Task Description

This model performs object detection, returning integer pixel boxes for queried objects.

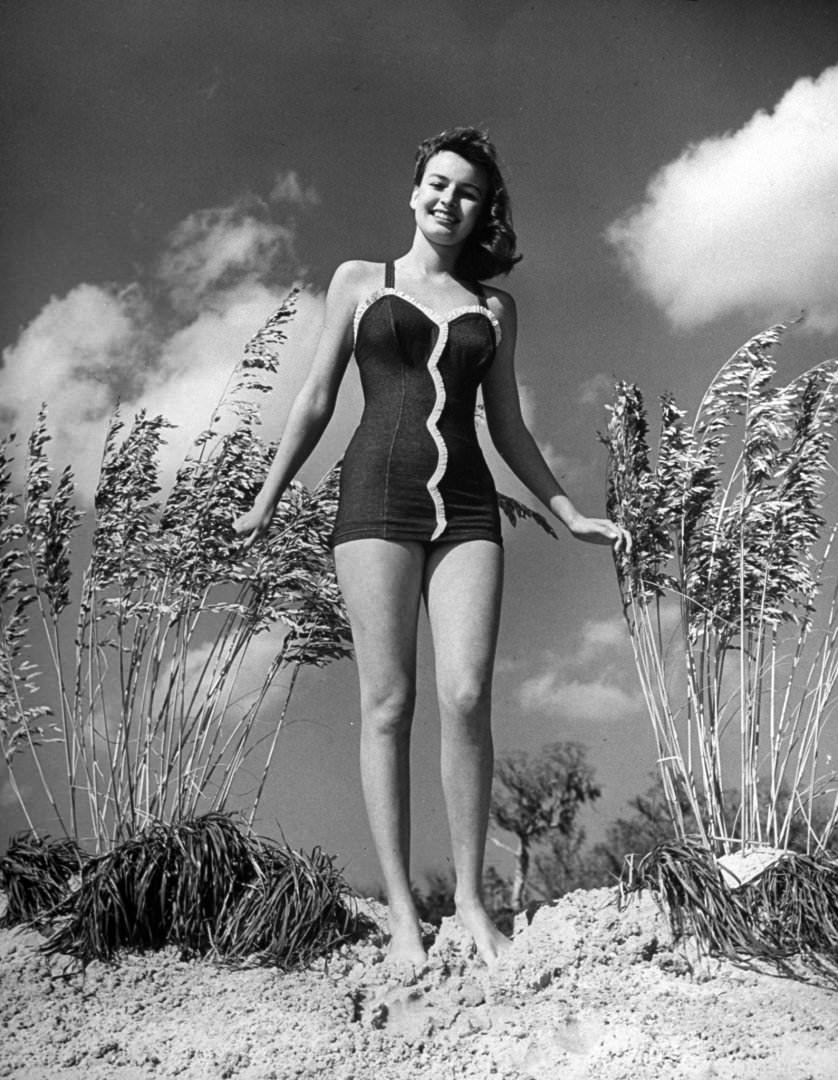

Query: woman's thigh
[423,540,504,709]
[333,539,426,710]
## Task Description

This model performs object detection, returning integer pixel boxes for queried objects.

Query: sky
[2,0,838,890]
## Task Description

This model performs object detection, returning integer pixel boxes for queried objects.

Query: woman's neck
[399,230,461,279]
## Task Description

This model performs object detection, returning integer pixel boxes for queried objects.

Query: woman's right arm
[233,261,364,548]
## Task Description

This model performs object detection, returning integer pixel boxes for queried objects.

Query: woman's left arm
[483,291,630,553]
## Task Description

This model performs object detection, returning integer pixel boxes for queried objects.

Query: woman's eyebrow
[426,171,484,195]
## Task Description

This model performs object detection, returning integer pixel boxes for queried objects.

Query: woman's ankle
[453,889,487,915]
[385,903,427,963]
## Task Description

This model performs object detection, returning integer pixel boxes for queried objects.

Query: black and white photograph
[1,2,837,1077]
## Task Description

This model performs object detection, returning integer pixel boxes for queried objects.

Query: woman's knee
[438,677,492,727]
[361,683,416,737]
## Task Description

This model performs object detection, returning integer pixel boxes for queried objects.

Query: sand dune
[1,887,836,1079]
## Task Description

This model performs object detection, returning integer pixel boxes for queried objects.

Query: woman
[234,127,630,969]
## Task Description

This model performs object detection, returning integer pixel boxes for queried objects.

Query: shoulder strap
[385,261,395,289]
[473,280,488,309]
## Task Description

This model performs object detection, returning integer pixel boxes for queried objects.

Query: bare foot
[386,905,428,968]
[455,899,511,969]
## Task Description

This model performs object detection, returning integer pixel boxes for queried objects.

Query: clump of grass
[0,833,86,928]
[42,812,371,970]
[623,838,838,981]
[214,842,364,967]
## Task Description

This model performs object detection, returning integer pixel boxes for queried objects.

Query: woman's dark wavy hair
[413,126,522,282]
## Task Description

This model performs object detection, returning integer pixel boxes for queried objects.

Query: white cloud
[1,283,151,417]
[157,200,297,315]
[607,65,838,333]
[0,183,361,500]
[136,284,327,474]
[578,373,616,407]
[179,630,293,726]
[519,671,641,723]
[506,615,643,723]
[0,283,156,488]
[575,616,629,664]
[538,443,597,487]
[270,170,321,207]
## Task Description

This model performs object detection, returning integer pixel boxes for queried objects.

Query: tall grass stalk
[604,325,838,855]
[1,290,552,859]
[0,292,351,851]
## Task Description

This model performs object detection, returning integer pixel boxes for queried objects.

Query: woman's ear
[409,185,419,210]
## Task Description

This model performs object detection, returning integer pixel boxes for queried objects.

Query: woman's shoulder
[322,261,387,323]
[330,259,386,297]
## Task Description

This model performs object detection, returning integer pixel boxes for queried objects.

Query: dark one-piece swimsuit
[331,261,503,549]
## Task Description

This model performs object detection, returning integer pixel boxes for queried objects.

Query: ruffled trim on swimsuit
[353,288,502,346]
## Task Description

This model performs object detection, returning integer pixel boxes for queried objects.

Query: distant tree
[482,865,515,935]
[490,741,600,910]
[533,811,602,897]
[585,774,685,883]
[585,772,838,888]
[412,869,455,925]
[411,865,515,934]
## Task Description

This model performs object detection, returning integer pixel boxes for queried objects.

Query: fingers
[611,524,632,554]
[593,518,631,553]
[571,516,631,553]
[232,514,261,550]
[239,523,265,551]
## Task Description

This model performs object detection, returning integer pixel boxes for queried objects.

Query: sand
[1,887,836,1080]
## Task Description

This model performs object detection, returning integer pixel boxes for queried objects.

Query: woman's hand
[233,502,275,551]
[568,514,632,554]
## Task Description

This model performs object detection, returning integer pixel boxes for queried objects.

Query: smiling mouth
[434,212,458,225]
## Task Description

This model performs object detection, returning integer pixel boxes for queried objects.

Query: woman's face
[410,150,487,248]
